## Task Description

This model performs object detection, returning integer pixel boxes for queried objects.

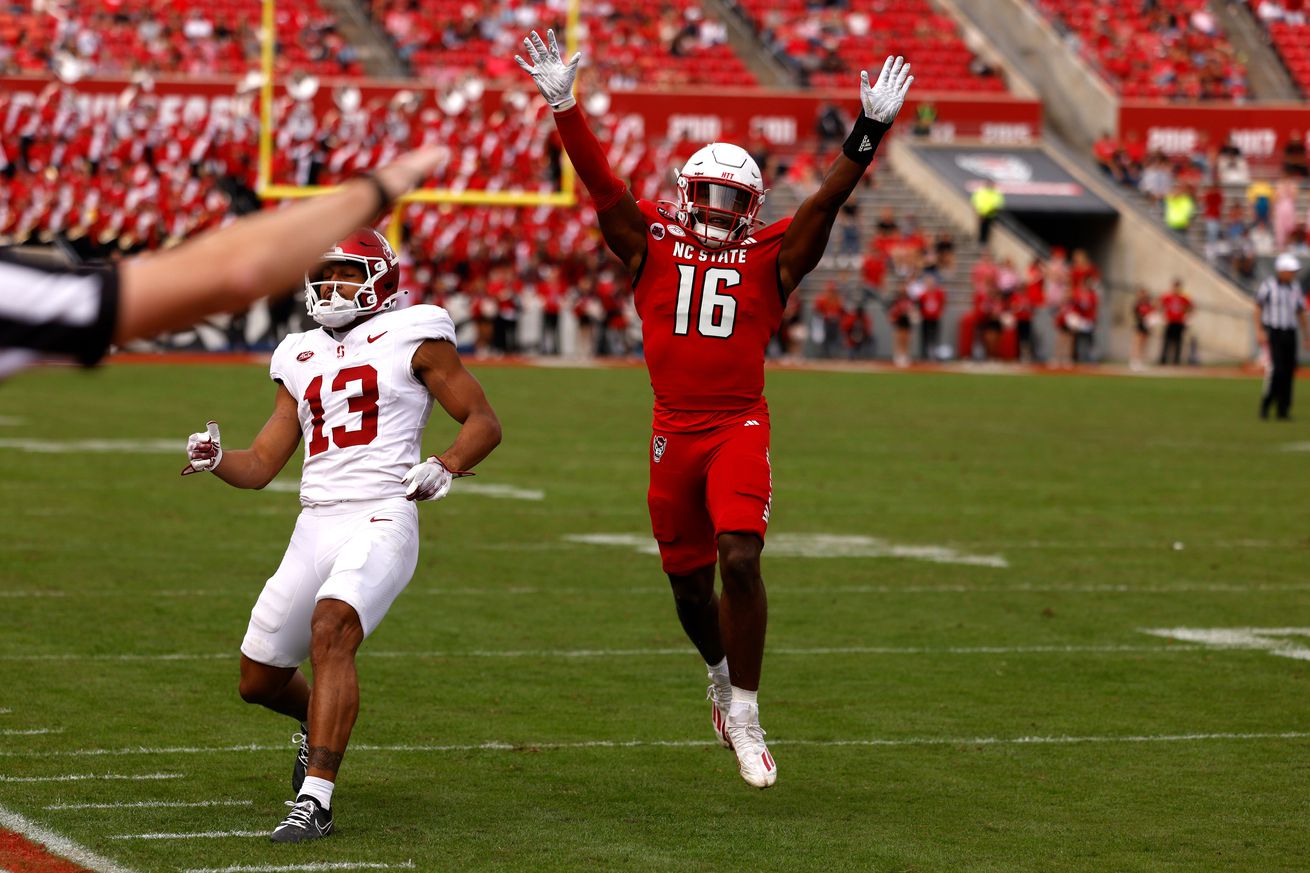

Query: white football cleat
[707,684,733,749]
[725,704,777,789]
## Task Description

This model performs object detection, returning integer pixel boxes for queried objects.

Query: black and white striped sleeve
[0,250,120,373]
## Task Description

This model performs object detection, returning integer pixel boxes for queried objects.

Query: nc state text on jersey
[672,241,750,264]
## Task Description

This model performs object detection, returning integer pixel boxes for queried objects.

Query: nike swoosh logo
[370,517,391,523]
[367,332,388,343]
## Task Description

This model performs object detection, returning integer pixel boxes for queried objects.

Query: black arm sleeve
[0,250,120,369]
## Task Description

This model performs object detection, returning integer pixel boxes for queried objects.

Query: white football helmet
[305,227,402,328]
[674,143,766,249]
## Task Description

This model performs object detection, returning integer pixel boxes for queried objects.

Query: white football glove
[514,28,582,111]
[860,55,914,124]
[402,456,454,502]
[182,421,222,476]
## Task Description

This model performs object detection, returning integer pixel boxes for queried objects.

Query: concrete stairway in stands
[329,0,407,78]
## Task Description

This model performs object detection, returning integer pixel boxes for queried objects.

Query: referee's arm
[0,146,445,374]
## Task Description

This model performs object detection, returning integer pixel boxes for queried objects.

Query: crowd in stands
[0,0,359,77]
[371,0,756,89]
[1248,0,1310,95]
[728,0,1008,92]
[1032,0,1249,100]
[1092,129,1310,283]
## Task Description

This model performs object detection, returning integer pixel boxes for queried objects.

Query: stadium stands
[371,0,757,88]
[1245,0,1310,96]
[1029,0,1248,99]
[726,0,1008,92]
[0,0,360,77]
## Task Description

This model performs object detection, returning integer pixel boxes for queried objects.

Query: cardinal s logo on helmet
[673,143,766,250]
[305,228,402,328]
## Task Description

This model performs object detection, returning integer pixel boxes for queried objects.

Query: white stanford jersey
[270,305,456,506]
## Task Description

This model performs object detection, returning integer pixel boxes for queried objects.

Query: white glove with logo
[860,55,914,123]
[514,28,582,111]
[182,421,222,475]
[402,456,454,502]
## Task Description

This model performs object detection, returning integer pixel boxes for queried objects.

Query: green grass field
[1,361,1308,873]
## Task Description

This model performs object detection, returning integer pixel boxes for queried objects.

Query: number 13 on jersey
[674,265,741,339]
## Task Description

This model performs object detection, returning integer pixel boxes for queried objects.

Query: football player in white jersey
[182,227,501,843]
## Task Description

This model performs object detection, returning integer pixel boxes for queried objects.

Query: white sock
[707,657,731,686]
[299,775,334,810]
[729,686,758,718]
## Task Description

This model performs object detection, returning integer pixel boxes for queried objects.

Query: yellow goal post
[255,0,579,248]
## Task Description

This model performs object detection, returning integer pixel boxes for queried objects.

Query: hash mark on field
[184,862,417,873]
[0,773,182,783]
[1280,441,1310,452]
[108,830,264,841]
[0,728,62,736]
[0,644,1198,664]
[565,532,1008,567]
[45,800,252,811]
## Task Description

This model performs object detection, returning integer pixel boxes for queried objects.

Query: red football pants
[646,419,772,575]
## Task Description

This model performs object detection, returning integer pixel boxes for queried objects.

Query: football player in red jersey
[517,30,911,789]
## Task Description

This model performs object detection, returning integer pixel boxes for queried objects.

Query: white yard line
[183,862,417,873]
[108,830,265,841]
[0,801,141,873]
[8,730,1306,760]
[44,799,252,811]
[565,532,1009,567]
[3,581,1307,600]
[0,644,1198,664]
[0,772,182,783]
[0,728,62,736]
[0,438,179,453]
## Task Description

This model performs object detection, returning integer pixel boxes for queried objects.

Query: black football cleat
[291,723,309,794]
[270,795,333,843]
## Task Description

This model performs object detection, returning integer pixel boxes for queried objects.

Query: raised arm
[401,339,503,501]
[182,384,302,489]
[779,57,913,297]
[116,147,445,344]
[516,29,646,274]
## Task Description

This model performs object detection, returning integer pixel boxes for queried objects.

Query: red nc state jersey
[633,200,792,432]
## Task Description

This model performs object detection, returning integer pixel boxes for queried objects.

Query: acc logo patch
[296,350,315,362]
[666,224,687,238]
[652,435,667,463]
[649,222,666,240]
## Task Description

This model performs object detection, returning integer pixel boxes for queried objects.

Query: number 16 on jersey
[674,265,741,339]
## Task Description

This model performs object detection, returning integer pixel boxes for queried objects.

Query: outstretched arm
[516,29,646,274]
[779,57,913,297]
[183,384,302,488]
[116,148,444,343]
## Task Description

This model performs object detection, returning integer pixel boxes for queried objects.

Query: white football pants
[240,497,419,668]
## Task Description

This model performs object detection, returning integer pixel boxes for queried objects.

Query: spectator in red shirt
[887,283,914,368]
[1008,277,1038,363]
[1202,184,1225,243]
[1131,286,1156,370]
[916,275,945,361]
[1070,281,1100,363]
[860,251,887,300]
[812,282,846,359]
[841,305,873,360]
[1158,279,1193,365]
